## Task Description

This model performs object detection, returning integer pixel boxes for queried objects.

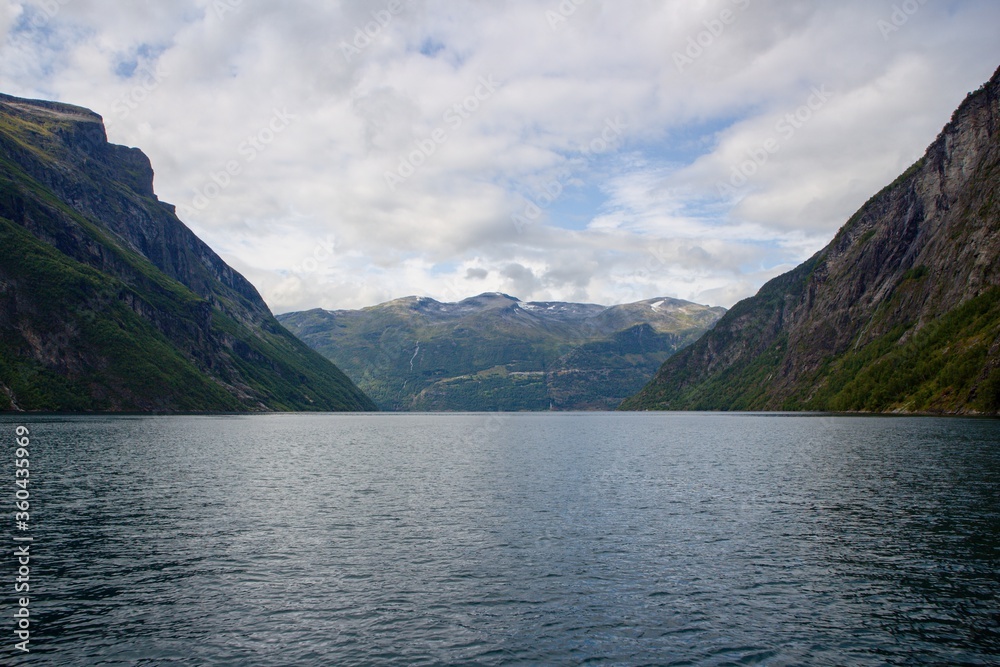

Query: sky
[1,0,999,313]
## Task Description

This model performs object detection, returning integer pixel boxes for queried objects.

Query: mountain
[278,293,725,411]
[0,93,375,412]
[623,65,1000,415]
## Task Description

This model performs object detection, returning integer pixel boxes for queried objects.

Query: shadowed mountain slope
[0,93,375,412]
[624,65,1000,415]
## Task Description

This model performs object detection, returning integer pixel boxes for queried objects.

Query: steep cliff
[624,65,1000,414]
[0,93,375,412]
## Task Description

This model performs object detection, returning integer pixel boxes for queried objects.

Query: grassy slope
[0,216,244,411]
[620,260,815,411]
[623,72,1000,415]
[0,97,376,412]
[623,255,1000,416]
[802,287,1000,414]
[281,303,717,411]
[283,307,578,410]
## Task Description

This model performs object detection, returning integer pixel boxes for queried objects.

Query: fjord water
[6,413,999,666]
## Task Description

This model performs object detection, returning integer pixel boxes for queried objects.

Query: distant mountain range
[278,293,725,411]
[624,65,1000,415]
[0,93,375,412]
[8,63,996,416]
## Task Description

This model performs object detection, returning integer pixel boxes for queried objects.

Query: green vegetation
[280,298,724,411]
[625,281,1000,416]
[900,265,929,282]
[806,288,1000,414]
[411,371,550,411]
[0,94,375,412]
[0,216,244,411]
[623,64,1000,416]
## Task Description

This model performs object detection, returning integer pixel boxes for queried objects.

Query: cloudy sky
[1,0,999,312]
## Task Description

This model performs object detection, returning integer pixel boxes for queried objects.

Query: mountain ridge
[279,293,725,411]
[0,92,376,412]
[623,65,1000,414]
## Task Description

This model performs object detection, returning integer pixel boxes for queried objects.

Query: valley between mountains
[2,64,999,414]
[278,294,724,411]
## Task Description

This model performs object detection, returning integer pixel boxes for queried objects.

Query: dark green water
[3,413,998,665]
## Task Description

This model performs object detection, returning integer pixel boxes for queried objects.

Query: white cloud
[0,1,21,36]
[2,0,999,312]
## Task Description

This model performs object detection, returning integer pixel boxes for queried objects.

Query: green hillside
[0,93,375,412]
[279,294,724,411]
[624,66,1000,415]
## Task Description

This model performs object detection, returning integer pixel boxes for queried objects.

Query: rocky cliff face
[0,93,376,412]
[624,65,1000,414]
[0,94,270,326]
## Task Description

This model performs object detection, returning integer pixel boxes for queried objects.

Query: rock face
[624,65,1000,414]
[278,293,724,411]
[0,93,376,412]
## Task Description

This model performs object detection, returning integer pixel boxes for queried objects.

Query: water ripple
[2,413,997,665]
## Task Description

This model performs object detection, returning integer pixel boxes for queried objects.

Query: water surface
[3,413,998,665]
